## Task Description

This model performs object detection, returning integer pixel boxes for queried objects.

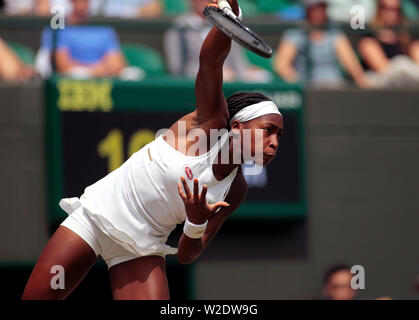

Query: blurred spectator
[3,0,34,15]
[89,0,163,18]
[163,0,272,83]
[274,0,369,87]
[35,0,126,78]
[3,0,68,16]
[320,264,357,300]
[0,37,34,82]
[327,0,376,24]
[357,0,419,89]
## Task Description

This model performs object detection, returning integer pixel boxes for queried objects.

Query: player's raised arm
[194,0,240,126]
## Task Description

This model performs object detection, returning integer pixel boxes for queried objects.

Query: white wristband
[183,218,208,239]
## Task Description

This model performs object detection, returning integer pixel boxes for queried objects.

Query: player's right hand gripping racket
[203,0,273,58]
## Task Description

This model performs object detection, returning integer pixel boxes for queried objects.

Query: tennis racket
[203,1,273,58]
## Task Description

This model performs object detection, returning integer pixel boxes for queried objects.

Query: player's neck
[212,147,241,181]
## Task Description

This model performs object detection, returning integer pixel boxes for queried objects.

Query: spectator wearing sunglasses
[358,0,419,88]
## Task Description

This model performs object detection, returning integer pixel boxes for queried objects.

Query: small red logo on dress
[185,166,193,180]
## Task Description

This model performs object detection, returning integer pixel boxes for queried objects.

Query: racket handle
[218,0,237,19]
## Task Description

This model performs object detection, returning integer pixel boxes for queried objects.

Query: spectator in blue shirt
[35,0,126,78]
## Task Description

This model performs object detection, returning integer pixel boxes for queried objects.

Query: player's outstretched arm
[194,0,240,127]
[177,173,247,264]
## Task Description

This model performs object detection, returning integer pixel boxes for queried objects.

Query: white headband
[229,100,282,126]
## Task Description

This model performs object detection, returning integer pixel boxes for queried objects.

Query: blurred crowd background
[1,0,419,301]
[1,0,419,88]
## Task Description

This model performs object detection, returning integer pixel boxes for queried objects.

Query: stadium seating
[163,0,189,15]
[122,43,166,76]
[245,49,274,72]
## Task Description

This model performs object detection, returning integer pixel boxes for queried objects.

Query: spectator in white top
[164,0,272,83]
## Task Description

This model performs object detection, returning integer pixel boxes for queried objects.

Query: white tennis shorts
[60,206,165,269]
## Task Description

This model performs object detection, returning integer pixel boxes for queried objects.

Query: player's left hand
[178,177,230,225]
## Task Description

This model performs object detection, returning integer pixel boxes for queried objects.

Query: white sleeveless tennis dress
[60,130,238,268]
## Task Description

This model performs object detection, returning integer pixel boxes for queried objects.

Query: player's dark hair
[226,91,272,127]
[323,264,351,285]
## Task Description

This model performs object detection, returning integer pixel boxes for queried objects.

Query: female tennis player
[22,0,283,300]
